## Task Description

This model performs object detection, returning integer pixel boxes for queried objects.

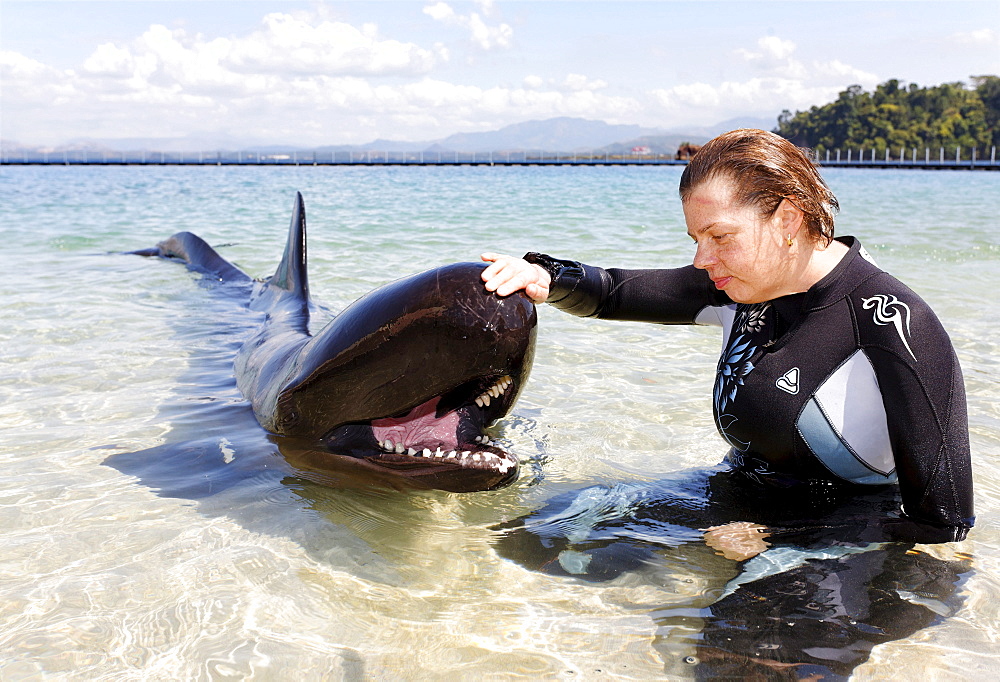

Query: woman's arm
[482,252,730,323]
[855,278,975,543]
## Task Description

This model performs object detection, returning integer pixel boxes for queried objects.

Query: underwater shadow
[492,466,973,679]
[100,254,540,578]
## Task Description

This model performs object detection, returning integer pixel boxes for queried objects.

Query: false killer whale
[130,192,537,492]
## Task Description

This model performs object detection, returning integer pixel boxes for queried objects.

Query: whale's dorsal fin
[269,191,309,302]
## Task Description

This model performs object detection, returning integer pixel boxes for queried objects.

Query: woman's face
[683,176,796,304]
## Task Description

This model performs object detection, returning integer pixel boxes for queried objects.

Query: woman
[482,129,973,544]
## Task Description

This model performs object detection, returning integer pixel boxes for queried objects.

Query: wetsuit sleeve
[523,252,730,323]
[855,284,975,543]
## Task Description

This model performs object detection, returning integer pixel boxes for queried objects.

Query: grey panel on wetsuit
[797,350,897,485]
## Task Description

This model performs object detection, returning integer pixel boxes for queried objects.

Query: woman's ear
[777,198,804,238]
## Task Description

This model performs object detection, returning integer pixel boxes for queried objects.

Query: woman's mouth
[712,276,733,289]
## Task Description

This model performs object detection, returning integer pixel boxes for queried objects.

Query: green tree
[775,78,998,160]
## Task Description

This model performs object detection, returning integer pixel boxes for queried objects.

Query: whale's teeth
[475,376,513,406]
[448,451,458,458]
[422,448,432,457]
[460,451,470,457]
[382,440,394,452]
[473,454,481,462]
[407,447,417,456]
[394,442,405,454]
[434,447,444,458]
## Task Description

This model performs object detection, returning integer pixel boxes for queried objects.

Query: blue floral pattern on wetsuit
[713,303,770,452]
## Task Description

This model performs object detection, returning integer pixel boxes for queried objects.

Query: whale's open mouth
[317,374,521,490]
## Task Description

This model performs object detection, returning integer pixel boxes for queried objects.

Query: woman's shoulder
[832,239,933,314]
[845,264,953,363]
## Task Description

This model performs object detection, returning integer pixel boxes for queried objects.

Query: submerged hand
[481,253,551,303]
[703,521,771,561]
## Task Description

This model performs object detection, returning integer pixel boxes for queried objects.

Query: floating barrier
[3,147,997,169]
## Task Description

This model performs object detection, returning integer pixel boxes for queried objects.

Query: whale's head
[248,262,537,492]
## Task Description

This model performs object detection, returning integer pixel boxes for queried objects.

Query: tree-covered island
[776,76,999,159]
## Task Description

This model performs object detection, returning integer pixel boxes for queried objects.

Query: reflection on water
[493,472,973,678]
[2,166,997,678]
[669,544,970,680]
[104,227,975,679]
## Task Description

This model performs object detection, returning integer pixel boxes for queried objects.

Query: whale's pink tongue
[371,397,461,449]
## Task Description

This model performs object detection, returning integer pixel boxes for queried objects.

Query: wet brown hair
[679,129,839,244]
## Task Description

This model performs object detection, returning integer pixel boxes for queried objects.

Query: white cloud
[82,42,135,78]
[1,50,58,80]
[423,2,455,22]
[66,13,446,102]
[514,73,607,93]
[672,35,880,121]
[812,59,878,88]
[0,19,886,147]
[225,13,446,75]
[523,74,544,90]
[735,36,806,79]
[737,36,797,64]
[1,11,464,144]
[562,73,608,92]
[422,1,512,51]
[949,28,998,46]
[649,76,853,122]
[732,35,879,89]
[3,26,642,146]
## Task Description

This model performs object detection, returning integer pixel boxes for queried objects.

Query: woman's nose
[692,241,715,270]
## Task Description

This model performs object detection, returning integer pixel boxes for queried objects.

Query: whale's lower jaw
[311,380,522,492]
[357,451,520,493]
[275,438,520,493]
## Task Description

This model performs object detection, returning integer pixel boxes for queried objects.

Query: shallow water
[0,165,997,679]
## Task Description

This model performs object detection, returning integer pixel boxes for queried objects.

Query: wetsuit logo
[862,294,916,360]
[776,367,800,395]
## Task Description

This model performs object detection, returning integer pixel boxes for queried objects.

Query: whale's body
[132,193,536,492]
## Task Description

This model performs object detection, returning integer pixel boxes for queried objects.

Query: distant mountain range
[3,115,777,154]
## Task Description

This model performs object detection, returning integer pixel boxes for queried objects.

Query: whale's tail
[129,231,251,283]
[129,193,311,327]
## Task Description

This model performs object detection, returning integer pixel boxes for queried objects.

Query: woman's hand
[703,521,771,561]
[481,253,551,303]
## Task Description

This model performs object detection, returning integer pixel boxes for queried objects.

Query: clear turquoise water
[0,165,997,678]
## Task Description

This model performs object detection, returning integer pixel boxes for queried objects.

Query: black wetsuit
[525,236,974,543]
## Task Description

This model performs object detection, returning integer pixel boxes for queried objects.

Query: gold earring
[786,234,794,247]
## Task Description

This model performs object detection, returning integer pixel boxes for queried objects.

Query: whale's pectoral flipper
[130,231,251,283]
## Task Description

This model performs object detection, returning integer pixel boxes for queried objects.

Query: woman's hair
[679,129,839,244]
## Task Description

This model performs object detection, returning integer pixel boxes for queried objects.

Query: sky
[2,1,998,148]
